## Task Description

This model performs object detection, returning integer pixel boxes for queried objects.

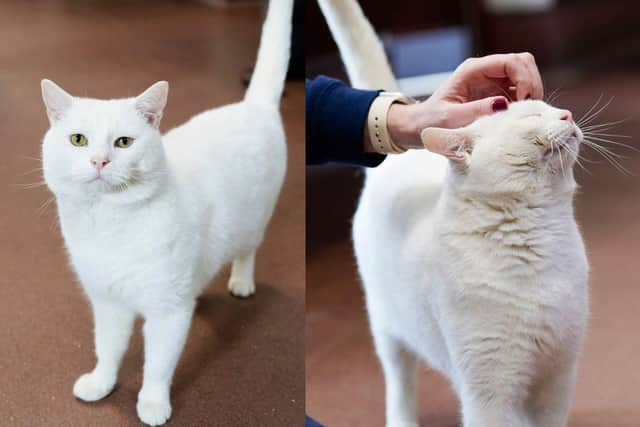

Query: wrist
[387,103,421,150]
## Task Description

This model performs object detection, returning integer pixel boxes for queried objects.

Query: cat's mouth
[544,128,581,159]
[87,175,108,184]
[85,174,120,190]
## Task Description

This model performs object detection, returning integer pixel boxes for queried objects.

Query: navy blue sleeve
[306,75,386,167]
[305,416,323,427]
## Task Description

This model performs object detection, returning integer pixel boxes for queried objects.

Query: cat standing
[318,1,589,426]
[39,0,292,425]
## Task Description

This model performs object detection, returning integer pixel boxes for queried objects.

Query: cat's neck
[438,180,577,239]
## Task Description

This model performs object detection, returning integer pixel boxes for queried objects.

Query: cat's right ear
[135,81,169,128]
[420,127,474,164]
[41,79,73,124]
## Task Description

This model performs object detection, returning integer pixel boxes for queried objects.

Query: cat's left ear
[41,79,73,124]
[420,127,475,164]
[135,81,169,128]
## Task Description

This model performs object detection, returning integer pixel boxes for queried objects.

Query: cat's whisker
[582,135,639,153]
[577,96,613,128]
[553,140,566,177]
[576,94,603,126]
[561,143,591,175]
[581,140,632,175]
[565,145,591,175]
[583,138,630,159]
[584,140,628,160]
[586,150,627,174]
[582,131,631,139]
[545,87,563,105]
[577,95,612,127]
[20,167,44,176]
[580,118,629,132]
[36,196,56,217]
[14,181,48,189]
[21,155,43,163]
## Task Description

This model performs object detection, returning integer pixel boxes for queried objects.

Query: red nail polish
[492,98,508,112]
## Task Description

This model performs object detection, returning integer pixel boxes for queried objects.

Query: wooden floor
[306,69,640,426]
[0,1,304,426]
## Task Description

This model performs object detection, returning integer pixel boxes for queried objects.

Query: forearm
[306,75,386,167]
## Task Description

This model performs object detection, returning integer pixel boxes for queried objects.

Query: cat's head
[40,79,169,200]
[421,100,582,198]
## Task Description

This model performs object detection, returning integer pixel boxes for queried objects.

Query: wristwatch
[367,92,416,154]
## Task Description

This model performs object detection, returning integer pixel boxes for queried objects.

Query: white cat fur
[319,1,589,426]
[39,0,292,425]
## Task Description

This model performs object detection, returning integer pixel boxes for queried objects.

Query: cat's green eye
[114,137,134,148]
[70,134,88,147]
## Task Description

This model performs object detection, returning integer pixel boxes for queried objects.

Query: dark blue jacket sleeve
[306,76,386,167]
[305,416,323,427]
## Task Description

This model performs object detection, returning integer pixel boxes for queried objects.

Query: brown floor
[307,69,640,426]
[0,1,304,426]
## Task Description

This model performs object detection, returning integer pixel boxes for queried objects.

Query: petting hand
[387,53,544,150]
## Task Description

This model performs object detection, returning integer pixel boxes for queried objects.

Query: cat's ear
[420,127,474,163]
[41,79,73,124]
[135,81,169,128]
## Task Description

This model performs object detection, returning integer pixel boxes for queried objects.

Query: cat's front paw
[137,398,172,426]
[73,372,115,402]
[228,277,255,298]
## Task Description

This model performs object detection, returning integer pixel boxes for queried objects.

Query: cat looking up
[319,1,589,426]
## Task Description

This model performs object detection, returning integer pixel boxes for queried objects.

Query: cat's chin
[85,175,124,193]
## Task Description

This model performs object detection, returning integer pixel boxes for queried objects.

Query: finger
[519,52,544,99]
[448,96,509,128]
[475,77,515,102]
[509,55,534,101]
[461,54,534,101]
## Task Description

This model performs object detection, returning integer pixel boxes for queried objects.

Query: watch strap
[367,92,414,154]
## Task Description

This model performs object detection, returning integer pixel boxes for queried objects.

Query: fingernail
[492,98,508,112]
[525,94,532,100]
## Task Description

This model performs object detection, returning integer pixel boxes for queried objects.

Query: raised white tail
[245,0,294,105]
[317,0,398,91]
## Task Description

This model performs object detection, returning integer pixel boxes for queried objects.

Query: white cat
[39,0,292,425]
[319,1,589,426]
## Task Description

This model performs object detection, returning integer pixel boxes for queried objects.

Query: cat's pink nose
[90,155,110,171]
[559,110,573,121]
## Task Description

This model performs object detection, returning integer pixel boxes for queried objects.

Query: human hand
[387,53,544,150]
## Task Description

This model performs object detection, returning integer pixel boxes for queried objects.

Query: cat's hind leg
[528,362,577,427]
[228,251,256,298]
[73,295,135,402]
[372,329,419,427]
[137,302,195,426]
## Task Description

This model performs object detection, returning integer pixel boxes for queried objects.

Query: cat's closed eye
[114,136,134,148]
[70,133,88,147]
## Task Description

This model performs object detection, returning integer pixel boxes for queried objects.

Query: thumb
[449,96,509,127]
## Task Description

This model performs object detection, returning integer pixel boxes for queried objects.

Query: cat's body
[319,1,589,426]
[40,0,292,425]
[59,102,285,308]
[354,148,588,427]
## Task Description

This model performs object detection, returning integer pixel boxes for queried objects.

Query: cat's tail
[244,0,294,106]
[317,0,398,91]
